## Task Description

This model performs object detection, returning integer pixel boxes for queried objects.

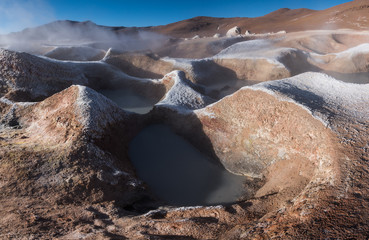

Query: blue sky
[0,0,351,34]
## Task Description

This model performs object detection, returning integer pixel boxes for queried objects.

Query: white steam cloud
[0,15,169,56]
[0,0,55,34]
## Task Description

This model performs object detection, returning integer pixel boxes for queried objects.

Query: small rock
[94,219,106,228]
[226,26,241,37]
[106,225,116,232]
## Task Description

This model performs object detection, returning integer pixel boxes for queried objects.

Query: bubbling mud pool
[100,88,158,114]
[129,124,248,206]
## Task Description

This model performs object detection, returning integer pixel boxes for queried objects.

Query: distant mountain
[150,0,369,37]
[2,20,124,43]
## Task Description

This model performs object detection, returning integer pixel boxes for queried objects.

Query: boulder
[226,26,241,37]
[213,33,221,38]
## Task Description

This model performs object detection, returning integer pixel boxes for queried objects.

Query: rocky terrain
[0,0,369,239]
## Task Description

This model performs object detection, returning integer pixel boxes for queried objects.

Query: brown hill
[151,0,369,37]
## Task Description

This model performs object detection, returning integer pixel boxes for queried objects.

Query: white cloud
[0,0,55,34]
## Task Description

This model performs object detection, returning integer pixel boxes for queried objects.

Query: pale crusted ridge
[75,85,129,136]
[251,72,369,123]
[157,71,215,111]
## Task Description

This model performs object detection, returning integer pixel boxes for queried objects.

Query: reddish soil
[148,0,369,37]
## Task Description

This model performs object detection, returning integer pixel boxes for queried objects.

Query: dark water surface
[100,88,156,114]
[129,124,247,206]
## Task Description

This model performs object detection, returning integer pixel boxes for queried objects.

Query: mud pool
[129,124,247,206]
[100,88,157,114]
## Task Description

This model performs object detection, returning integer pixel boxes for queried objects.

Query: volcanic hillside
[152,0,369,37]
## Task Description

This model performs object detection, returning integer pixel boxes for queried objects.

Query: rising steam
[0,20,169,55]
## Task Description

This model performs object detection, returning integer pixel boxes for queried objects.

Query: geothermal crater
[1,1,369,239]
[129,124,248,206]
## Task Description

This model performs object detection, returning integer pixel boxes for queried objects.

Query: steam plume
[0,20,169,55]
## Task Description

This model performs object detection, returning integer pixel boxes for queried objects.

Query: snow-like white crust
[333,43,369,58]
[44,46,105,61]
[0,48,160,100]
[250,72,369,123]
[157,71,215,112]
[196,72,369,129]
[75,85,129,136]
